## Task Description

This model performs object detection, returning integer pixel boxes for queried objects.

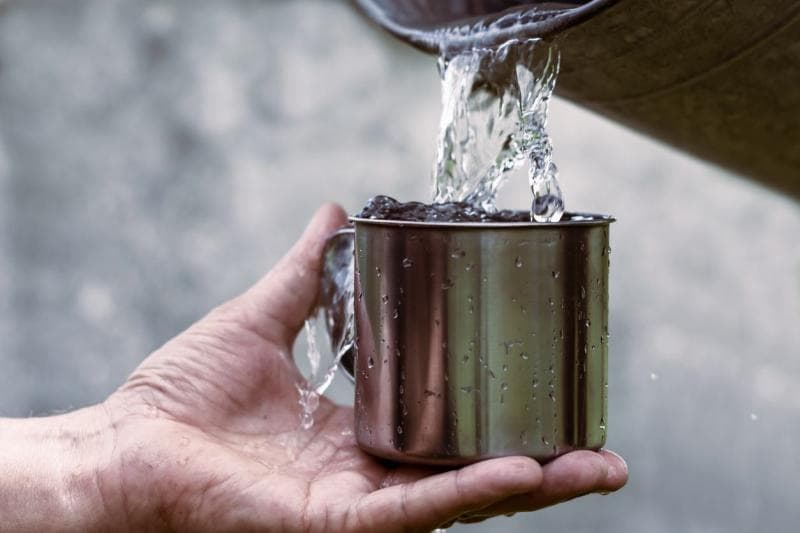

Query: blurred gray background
[1,1,799,531]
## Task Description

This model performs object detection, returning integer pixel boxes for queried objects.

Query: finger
[461,449,628,518]
[348,457,543,531]
[227,203,349,346]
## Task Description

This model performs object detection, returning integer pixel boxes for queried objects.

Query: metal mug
[321,213,613,465]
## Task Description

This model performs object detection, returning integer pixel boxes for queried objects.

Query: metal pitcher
[351,0,800,198]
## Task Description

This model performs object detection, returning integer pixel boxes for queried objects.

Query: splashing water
[297,231,355,430]
[433,39,564,222]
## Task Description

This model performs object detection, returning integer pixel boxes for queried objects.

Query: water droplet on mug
[515,256,523,268]
[451,249,466,259]
[375,267,382,278]
[367,357,375,369]
[552,271,560,279]
[402,258,413,268]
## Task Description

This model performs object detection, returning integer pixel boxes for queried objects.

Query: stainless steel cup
[323,213,613,465]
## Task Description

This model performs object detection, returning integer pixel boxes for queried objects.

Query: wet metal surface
[352,217,611,464]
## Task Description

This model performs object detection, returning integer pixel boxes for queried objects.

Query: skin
[0,204,627,532]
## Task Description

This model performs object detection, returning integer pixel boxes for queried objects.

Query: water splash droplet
[531,163,565,223]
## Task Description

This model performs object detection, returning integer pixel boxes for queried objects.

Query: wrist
[0,405,116,532]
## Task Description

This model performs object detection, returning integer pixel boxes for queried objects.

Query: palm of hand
[98,205,626,532]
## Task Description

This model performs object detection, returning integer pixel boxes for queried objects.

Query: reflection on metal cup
[329,213,613,465]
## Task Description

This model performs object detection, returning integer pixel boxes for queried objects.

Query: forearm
[0,406,112,532]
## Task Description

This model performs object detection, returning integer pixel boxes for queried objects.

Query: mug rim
[350,212,615,229]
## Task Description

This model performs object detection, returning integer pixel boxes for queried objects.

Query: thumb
[231,203,349,346]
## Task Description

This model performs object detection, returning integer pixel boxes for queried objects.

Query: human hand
[1,204,626,532]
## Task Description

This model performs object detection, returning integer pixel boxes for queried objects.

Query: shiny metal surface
[348,215,612,465]
[350,0,616,54]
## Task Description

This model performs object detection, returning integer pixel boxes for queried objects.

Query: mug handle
[319,225,356,382]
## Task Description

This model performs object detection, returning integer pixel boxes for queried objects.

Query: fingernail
[605,449,628,475]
